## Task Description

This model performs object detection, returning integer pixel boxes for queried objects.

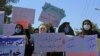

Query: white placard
[12,6,35,24]
[39,3,66,27]
[32,33,64,52]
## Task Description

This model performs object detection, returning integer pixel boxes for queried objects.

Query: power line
[80,0,90,19]
[86,0,95,18]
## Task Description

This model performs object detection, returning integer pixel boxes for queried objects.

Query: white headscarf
[39,24,47,33]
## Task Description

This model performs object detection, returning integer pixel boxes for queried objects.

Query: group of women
[13,19,100,56]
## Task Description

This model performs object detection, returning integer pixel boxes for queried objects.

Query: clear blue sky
[12,0,100,30]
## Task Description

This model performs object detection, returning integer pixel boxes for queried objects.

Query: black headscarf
[58,22,74,35]
[82,19,100,38]
[13,24,25,35]
[82,19,93,35]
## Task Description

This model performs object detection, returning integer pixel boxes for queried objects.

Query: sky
[12,0,100,31]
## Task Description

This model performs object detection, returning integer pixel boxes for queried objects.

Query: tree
[28,24,34,34]
[99,29,100,33]
[0,0,19,24]
[92,23,98,31]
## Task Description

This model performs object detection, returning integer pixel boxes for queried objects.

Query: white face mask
[84,25,90,30]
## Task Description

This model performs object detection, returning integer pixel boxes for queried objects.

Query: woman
[57,22,74,56]
[24,29,33,56]
[30,24,48,56]
[46,23,55,33]
[58,22,74,35]
[39,24,47,33]
[80,19,100,38]
[33,28,39,33]
[13,24,25,35]
[46,23,56,56]
[13,24,32,56]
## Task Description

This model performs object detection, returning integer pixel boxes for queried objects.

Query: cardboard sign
[0,11,4,35]
[39,3,66,27]
[16,20,29,29]
[0,35,25,56]
[65,35,98,56]
[3,24,16,36]
[12,6,35,24]
[32,33,64,52]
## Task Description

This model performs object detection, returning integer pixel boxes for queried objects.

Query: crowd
[13,19,100,56]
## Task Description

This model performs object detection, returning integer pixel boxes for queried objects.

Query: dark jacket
[47,22,74,56]
[48,26,55,33]
[24,29,33,56]
[13,24,32,56]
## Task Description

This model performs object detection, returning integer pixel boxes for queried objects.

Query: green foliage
[92,23,98,31]
[28,24,34,34]
[0,0,6,7]
[0,0,19,24]
[6,0,19,3]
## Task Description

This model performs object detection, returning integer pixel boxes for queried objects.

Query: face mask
[15,28,21,34]
[64,27,69,33]
[84,25,90,30]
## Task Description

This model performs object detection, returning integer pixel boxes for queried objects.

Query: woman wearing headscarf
[58,22,74,35]
[57,22,74,56]
[33,28,39,33]
[30,23,49,56]
[13,24,32,56]
[13,24,25,35]
[80,19,100,38]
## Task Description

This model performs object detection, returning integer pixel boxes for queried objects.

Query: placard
[39,3,66,27]
[3,24,16,36]
[12,6,35,24]
[0,35,26,56]
[32,33,64,52]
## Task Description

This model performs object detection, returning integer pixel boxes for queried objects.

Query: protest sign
[32,33,64,52]
[39,3,66,27]
[3,24,16,36]
[0,11,4,35]
[16,20,29,29]
[12,6,35,24]
[65,35,98,56]
[0,35,26,56]
[31,33,98,56]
